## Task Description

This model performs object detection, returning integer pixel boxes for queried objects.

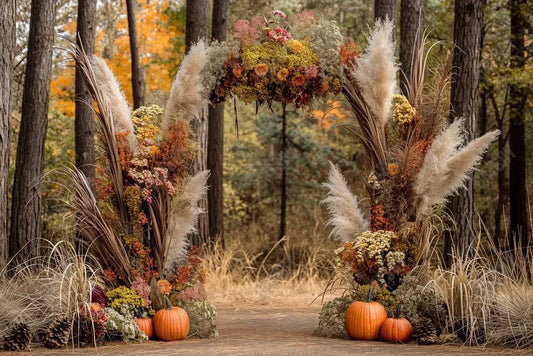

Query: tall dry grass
[0,240,100,337]
[423,226,532,348]
[204,221,337,305]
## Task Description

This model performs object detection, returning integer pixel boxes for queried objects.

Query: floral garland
[203,10,357,107]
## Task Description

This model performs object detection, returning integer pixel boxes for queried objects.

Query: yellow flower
[277,68,289,81]
[149,145,160,155]
[393,94,416,125]
[387,163,399,176]
[286,39,303,54]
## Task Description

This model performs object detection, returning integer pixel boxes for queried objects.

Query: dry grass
[0,240,100,337]
[204,223,337,305]
[424,228,533,348]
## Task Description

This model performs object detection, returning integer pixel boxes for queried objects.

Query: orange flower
[232,63,242,78]
[292,74,305,86]
[254,63,269,77]
[157,279,171,294]
[277,68,289,81]
[340,42,359,66]
[387,163,399,176]
[318,80,329,94]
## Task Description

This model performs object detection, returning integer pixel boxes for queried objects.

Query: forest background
[6,0,532,266]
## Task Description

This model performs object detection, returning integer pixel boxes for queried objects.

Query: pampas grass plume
[162,41,208,136]
[353,19,397,128]
[322,163,368,242]
[414,120,500,216]
[90,56,137,151]
[164,170,209,271]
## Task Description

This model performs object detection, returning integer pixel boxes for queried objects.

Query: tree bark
[126,0,145,109]
[9,0,56,260]
[0,0,15,267]
[75,0,97,189]
[374,0,398,34]
[444,0,483,264]
[508,0,528,255]
[489,90,506,250]
[399,0,424,95]
[186,0,209,247]
[207,0,228,247]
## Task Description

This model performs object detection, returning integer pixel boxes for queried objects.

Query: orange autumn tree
[50,0,184,116]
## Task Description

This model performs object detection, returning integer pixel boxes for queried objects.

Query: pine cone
[42,318,71,349]
[3,322,31,351]
[414,316,437,345]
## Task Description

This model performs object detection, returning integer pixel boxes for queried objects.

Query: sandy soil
[7,299,527,356]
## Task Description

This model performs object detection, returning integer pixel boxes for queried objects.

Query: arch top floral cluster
[202,10,358,107]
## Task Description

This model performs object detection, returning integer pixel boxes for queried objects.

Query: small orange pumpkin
[345,285,387,340]
[153,296,190,341]
[381,305,412,343]
[135,317,154,339]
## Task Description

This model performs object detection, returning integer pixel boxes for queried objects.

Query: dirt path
[10,302,525,356]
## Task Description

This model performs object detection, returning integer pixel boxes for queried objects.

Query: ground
[8,298,526,356]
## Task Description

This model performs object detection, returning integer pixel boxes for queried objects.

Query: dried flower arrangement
[203,10,356,108]
[323,21,499,288]
[53,41,217,344]
[319,21,499,344]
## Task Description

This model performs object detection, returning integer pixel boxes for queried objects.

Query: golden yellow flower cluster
[392,94,416,125]
[106,286,146,310]
[132,105,163,142]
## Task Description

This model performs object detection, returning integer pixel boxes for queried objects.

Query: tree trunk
[279,103,287,242]
[9,0,56,260]
[399,0,424,95]
[374,0,398,34]
[207,0,228,247]
[508,0,528,255]
[0,0,15,267]
[75,0,97,189]
[126,0,145,109]
[444,0,483,264]
[490,90,506,250]
[186,0,209,247]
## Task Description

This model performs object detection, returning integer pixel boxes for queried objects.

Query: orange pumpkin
[153,297,190,341]
[345,285,387,340]
[381,306,412,343]
[135,317,154,339]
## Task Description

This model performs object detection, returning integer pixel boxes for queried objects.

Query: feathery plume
[164,170,209,272]
[322,163,368,242]
[414,121,499,217]
[162,41,208,136]
[90,56,137,151]
[353,19,398,128]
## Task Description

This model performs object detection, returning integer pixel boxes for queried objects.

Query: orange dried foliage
[370,204,394,232]
[156,121,195,182]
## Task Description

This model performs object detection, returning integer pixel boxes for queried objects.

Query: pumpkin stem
[366,285,374,303]
[164,295,173,310]
[395,304,402,319]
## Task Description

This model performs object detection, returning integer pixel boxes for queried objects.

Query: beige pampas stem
[353,19,398,128]
[162,41,208,136]
[164,170,210,272]
[322,163,368,242]
[414,120,500,217]
[90,56,137,152]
